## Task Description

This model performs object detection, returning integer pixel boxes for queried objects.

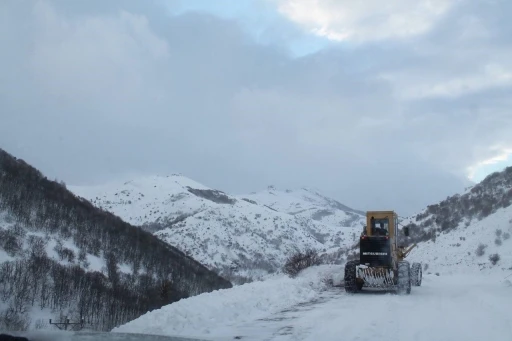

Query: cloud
[273,0,457,42]
[467,147,512,180]
[0,0,511,216]
[30,2,170,104]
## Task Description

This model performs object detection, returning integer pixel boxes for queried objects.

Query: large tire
[344,260,360,293]
[397,261,411,295]
[411,262,422,286]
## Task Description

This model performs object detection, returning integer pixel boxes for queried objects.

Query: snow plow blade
[357,265,395,288]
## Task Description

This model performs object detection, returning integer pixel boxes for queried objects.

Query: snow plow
[344,211,422,294]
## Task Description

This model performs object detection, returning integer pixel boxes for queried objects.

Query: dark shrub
[475,243,487,257]
[489,253,500,265]
[283,249,321,277]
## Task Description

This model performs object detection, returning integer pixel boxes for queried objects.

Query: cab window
[370,217,389,236]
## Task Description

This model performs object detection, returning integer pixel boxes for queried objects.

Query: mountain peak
[70,175,366,280]
[241,186,365,226]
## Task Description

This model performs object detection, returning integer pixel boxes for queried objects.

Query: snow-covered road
[113,264,512,341]
[212,274,512,341]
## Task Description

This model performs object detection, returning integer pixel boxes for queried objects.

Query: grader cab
[344,211,422,294]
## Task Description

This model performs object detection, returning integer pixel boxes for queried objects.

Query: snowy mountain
[113,196,512,340]
[70,176,365,280]
[401,166,512,244]
[407,203,512,275]
[0,149,230,332]
[241,186,365,228]
[111,168,512,341]
[398,166,512,275]
[5,159,512,339]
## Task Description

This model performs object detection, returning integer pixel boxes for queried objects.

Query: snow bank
[112,265,342,338]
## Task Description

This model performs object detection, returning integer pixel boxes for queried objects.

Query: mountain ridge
[70,175,366,280]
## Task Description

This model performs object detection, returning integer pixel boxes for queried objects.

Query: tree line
[0,148,232,331]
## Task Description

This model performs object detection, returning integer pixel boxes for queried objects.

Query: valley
[1,148,512,340]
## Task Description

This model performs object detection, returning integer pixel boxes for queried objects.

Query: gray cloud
[1,0,510,216]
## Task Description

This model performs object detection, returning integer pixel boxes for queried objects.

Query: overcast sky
[1,0,511,216]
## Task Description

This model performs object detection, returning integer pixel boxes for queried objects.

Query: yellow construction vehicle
[344,211,422,294]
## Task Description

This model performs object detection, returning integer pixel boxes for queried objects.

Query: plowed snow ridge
[113,265,512,341]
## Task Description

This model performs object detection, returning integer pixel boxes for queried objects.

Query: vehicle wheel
[411,262,422,286]
[397,261,411,295]
[344,260,360,293]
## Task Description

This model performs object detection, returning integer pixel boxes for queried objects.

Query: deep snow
[112,265,512,341]
[112,204,512,341]
[112,265,343,338]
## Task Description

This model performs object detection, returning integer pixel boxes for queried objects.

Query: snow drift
[112,265,343,338]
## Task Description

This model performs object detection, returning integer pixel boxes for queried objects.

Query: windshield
[371,218,389,235]
[1,1,511,341]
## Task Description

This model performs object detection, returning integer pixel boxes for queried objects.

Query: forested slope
[402,166,512,244]
[0,148,231,331]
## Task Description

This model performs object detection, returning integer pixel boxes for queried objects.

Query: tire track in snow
[210,288,343,341]
[216,274,512,341]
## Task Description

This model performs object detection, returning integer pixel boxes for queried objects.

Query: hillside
[0,149,231,332]
[70,176,365,280]
[407,203,512,275]
[401,166,512,244]
[241,186,364,228]
[391,166,512,276]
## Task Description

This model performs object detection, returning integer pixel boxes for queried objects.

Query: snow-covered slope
[0,149,230,332]
[241,186,365,228]
[407,204,512,275]
[398,166,512,275]
[70,174,213,227]
[401,166,512,240]
[70,175,364,279]
[0,210,108,274]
